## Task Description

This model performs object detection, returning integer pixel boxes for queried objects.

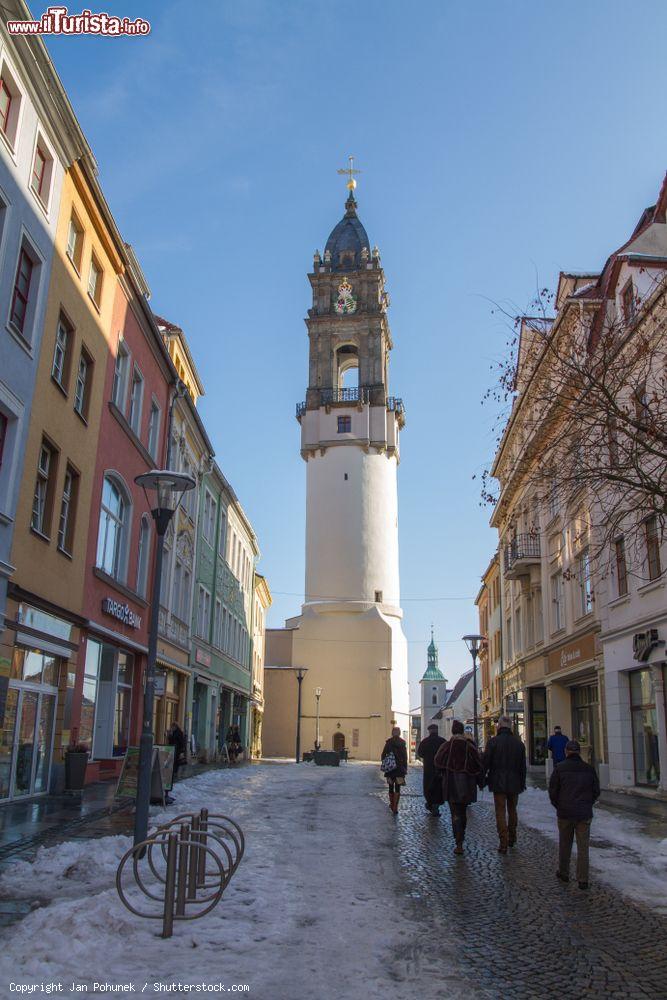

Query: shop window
[31,438,59,537]
[96,475,130,581]
[615,537,628,597]
[82,639,134,758]
[51,314,73,391]
[73,346,93,420]
[630,669,660,787]
[57,464,79,556]
[66,212,84,272]
[644,516,661,582]
[529,688,547,765]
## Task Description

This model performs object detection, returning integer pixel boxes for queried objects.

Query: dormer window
[339,251,355,268]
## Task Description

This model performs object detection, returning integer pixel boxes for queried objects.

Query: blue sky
[43,0,667,705]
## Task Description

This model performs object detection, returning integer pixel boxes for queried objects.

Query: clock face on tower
[334,278,357,315]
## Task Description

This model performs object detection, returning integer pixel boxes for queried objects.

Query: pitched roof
[445,669,474,708]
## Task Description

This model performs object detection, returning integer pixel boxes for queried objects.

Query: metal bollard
[197,808,208,888]
[162,832,178,939]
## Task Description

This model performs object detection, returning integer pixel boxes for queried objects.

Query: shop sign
[101,597,142,629]
[547,632,597,675]
[196,647,212,667]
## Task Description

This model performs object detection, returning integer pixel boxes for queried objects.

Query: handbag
[381,751,397,774]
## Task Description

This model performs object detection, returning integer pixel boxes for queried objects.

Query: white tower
[419,630,448,738]
[279,175,410,759]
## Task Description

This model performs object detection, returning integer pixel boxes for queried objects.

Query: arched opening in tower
[336,344,359,391]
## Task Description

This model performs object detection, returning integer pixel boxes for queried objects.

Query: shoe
[430,806,441,817]
[508,838,516,848]
[454,844,464,855]
[578,881,589,890]
[556,871,569,883]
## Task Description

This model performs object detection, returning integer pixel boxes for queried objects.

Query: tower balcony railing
[503,533,541,578]
[296,387,405,418]
[321,386,370,405]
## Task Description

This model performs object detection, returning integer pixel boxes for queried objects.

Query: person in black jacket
[482,715,527,853]
[416,724,445,816]
[549,738,600,889]
[167,721,187,783]
[381,727,408,815]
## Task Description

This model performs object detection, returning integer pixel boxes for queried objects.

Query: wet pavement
[385,770,667,999]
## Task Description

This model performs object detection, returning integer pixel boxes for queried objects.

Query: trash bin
[313,750,340,767]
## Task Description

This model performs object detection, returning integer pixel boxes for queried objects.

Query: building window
[112,342,130,410]
[213,598,223,648]
[197,586,211,639]
[88,255,103,308]
[136,515,150,598]
[128,366,144,435]
[96,476,128,580]
[30,140,52,206]
[147,400,161,460]
[621,281,635,322]
[551,572,563,631]
[57,464,78,555]
[31,439,58,537]
[9,248,33,335]
[630,669,660,787]
[66,212,84,272]
[548,479,560,519]
[337,415,351,433]
[82,640,134,758]
[374,590,383,603]
[578,546,593,615]
[534,588,543,643]
[506,617,513,661]
[0,413,7,470]
[203,490,217,545]
[0,67,20,146]
[615,537,628,597]
[514,607,522,653]
[645,516,661,582]
[431,686,437,706]
[51,315,72,390]
[73,348,92,419]
[218,510,227,558]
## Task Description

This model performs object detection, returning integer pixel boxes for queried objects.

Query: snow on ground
[516,785,667,913]
[0,763,460,1000]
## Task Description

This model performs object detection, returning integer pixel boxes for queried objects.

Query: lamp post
[462,634,486,747]
[314,686,323,750]
[133,469,196,847]
[295,668,307,762]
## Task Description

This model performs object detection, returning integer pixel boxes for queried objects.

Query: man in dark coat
[416,724,446,816]
[482,714,527,853]
[167,722,187,783]
[434,720,483,853]
[549,738,600,889]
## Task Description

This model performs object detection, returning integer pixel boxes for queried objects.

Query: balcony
[158,606,190,650]
[504,533,541,579]
[296,388,405,420]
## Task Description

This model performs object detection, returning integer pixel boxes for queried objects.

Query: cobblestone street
[387,769,667,999]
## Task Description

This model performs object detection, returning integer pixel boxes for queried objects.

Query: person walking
[381,726,408,815]
[167,721,187,784]
[547,725,569,767]
[416,724,445,816]
[482,714,527,853]
[549,738,600,890]
[434,720,483,854]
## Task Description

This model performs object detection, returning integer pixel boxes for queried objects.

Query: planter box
[65,752,89,791]
[313,750,340,767]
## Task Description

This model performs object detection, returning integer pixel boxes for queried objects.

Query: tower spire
[337,154,362,192]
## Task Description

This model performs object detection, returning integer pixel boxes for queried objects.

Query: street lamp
[314,686,323,750]
[462,634,486,747]
[133,469,196,847]
[295,668,307,762]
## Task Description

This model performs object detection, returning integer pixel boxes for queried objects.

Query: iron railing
[296,389,405,417]
[504,533,541,572]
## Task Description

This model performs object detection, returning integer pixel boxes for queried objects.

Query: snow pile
[518,785,667,913]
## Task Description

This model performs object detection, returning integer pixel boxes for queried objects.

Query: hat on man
[565,739,580,753]
[427,724,439,733]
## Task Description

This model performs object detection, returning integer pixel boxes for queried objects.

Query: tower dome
[324,193,370,271]
[421,628,445,682]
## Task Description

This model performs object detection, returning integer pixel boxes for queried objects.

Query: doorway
[0,649,59,800]
[572,683,600,767]
[332,731,345,752]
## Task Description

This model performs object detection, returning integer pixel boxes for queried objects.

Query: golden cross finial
[337,155,361,192]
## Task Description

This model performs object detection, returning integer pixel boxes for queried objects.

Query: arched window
[136,514,151,597]
[336,344,359,392]
[96,475,130,581]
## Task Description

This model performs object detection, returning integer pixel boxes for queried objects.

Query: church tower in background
[263,164,410,760]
